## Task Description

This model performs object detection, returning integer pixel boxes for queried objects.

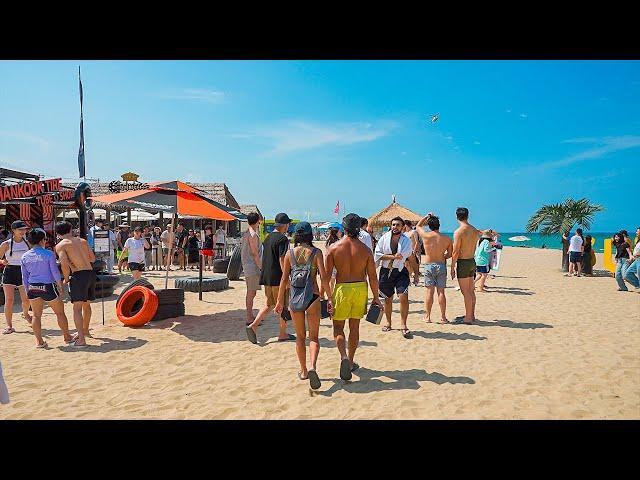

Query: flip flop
[450,317,465,325]
[402,328,412,339]
[278,334,296,342]
[308,369,321,390]
[36,341,48,349]
[340,358,352,381]
[246,326,258,344]
[298,371,308,380]
[381,325,392,332]
[71,341,87,348]
[351,362,360,373]
[2,327,15,335]
[64,338,77,344]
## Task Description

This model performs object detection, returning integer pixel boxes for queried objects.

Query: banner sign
[0,178,71,202]
[108,181,150,193]
[93,230,111,253]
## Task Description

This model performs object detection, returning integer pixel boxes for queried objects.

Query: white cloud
[232,120,395,155]
[0,131,50,150]
[519,113,528,118]
[157,88,225,104]
[540,135,640,170]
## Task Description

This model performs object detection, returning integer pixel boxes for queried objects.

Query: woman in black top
[613,232,632,291]
[187,229,200,270]
[581,235,593,276]
[202,225,214,271]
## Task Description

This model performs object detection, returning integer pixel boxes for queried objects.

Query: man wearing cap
[246,213,295,344]
[374,216,414,338]
[325,213,381,380]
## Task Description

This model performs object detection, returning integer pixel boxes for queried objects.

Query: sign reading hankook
[108,172,149,193]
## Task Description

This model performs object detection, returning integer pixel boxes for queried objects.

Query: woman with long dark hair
[275,222,330,390]
[20,228,74,348]
[0,220,32,334]
[322,227,341,299]
[613,232,633,291]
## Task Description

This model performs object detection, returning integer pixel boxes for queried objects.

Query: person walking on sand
[358,217,373,252]
[240,213,262,325]
[20,228,75,348]
[613,232,633,291]
[161,223,175,271]
[566,228,584,277]
[622,227,640,291]
[120,226,146,281]
[474,233,494,292]
[416,213,452,324]
[450,207,480,324]
[374,216,414,338]
[246,213,295,344]
[1,220,33,334]
[403,220,421,286]
[325,213,381,380]
[55,221,96,347]
[274,222,331,389]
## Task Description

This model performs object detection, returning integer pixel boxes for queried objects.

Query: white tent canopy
[57,208,118,220]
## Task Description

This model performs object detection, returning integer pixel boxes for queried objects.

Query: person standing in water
[275,222,331,389]
[374,216,414,338]
[416,213,452,324]
[325,214,381,380]
[451,207,479,324]
[20,228,75,348]
[0,220,33,334]
[55,221,96,347]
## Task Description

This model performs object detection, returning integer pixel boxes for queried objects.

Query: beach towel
[374,231,413,270]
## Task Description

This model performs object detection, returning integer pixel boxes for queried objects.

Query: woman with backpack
[275,222,331,390]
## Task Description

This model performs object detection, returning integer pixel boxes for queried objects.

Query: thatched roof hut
[368,197,422,228]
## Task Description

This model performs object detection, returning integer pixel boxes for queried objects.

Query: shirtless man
[55,221,96,347]
[325,213,381,381]
[451,207,479,324]
[416,213,452,324]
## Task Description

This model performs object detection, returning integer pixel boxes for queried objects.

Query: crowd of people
[241,207,502,390]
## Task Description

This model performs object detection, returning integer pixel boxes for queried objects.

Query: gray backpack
[289,247,318,312]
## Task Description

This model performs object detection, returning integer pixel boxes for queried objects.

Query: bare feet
[424,315,432,323]
[438,318,449,324]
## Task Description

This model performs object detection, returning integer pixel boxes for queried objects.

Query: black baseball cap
[294,221,312,235]
[11,220,28,230]
[274,213,291,227]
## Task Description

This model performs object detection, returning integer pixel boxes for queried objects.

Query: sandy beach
[0,246,638,419]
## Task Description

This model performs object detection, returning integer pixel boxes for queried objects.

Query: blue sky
[1,60,638,232]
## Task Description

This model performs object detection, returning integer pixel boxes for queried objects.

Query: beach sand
[0,246,638,419]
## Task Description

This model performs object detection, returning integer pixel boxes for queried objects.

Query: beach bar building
[368,196,422,236]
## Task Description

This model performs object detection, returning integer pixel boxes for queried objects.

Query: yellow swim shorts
[332,282,368,321]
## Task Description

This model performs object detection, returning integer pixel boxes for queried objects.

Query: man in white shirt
[215,226,226,258]
[358,217,373,252]
[374,216,414,338]
[566,228,584,277]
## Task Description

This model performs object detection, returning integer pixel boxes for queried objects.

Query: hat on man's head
[11,220,28,230]
[134,226,143,232]
[342,213,361,234]
[274,213,292,227]
[294,221,312,235]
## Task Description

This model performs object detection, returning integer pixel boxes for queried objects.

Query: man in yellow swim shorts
[325,213,381,381]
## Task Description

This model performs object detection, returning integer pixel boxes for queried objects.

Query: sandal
[340,358,352,381]
[36,341,48,349]
[308,369,321,390]
[381,325,392,332]
[2,327,15,335]
[298,371,308,380]
[401,328,412,339]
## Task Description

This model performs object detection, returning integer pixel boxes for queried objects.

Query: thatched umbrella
[368,196,422,229]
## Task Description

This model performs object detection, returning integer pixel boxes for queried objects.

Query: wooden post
[198,251,203,301]
[127,208,131,226]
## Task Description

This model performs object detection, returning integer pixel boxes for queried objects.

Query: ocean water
[441,232,620,253]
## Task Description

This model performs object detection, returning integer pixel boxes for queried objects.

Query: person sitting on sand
[55,221,96,347]
[325,213,381,381]
[20,228,75,348]
[374,216,414,338]
[416,213,452,324]
[0,220,33,334]
[451,207,480,324]
[474,233,494,292]
[274,222,331,390]
[246,213,296,344]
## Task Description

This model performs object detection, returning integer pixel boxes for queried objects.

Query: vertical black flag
[78,66,85,178]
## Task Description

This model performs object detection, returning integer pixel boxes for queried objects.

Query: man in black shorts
[55,221,96,346]
[374,216,414,338]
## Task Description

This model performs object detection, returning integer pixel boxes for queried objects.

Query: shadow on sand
[58,336,148,353]
[317,367,475,397]
[156,310,258,344]
[411,330,487,341]
[483,286,534,296]
[457,319,553,329]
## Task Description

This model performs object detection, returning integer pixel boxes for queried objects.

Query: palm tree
[526,198,605,271]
